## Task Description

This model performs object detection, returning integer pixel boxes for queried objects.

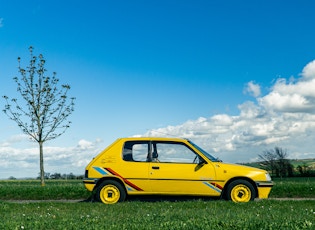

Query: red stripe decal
[105,168,143,191]
[211,182,223,190]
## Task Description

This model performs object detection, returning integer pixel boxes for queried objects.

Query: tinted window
[154,142,199,163]
[123,141,149,162]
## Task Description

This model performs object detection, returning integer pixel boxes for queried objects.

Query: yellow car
[83,137,273,204]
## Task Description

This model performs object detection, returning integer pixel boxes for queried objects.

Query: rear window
[123,141,149,162]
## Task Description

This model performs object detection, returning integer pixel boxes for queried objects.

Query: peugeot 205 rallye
[83,137,273,204]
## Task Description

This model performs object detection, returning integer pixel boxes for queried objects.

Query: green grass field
[0,178,314,229]
[1,177,314,200]
[1,200,314,229]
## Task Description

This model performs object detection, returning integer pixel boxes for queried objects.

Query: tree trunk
[39,141,45,186]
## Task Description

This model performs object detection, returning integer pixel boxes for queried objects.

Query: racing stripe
[105,167,143,191]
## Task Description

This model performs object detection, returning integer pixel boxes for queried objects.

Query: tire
[96,180,126,204]
[226,179,256,202]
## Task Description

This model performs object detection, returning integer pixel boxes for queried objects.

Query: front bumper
[256,181,273,199]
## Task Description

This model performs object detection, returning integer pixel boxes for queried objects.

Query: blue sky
[1,0,315,178]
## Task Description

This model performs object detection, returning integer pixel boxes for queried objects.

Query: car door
[148,141,220,196]
[115,140,151,193]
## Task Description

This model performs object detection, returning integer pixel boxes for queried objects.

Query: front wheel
[96,180,126,204]
[226,179,256,202]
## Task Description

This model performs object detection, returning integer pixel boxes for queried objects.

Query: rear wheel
[96,180,126,204]
[226,179,256,202]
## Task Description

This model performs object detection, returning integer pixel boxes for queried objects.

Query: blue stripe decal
[93,166,109,176]
[203,182,221,193]
[126,186,133,191]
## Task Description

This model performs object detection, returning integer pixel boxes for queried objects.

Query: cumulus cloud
[259,72,315,113]
[0,138,104,178]
[300,60,315,79]
[244,81,261,97]
[144,60,315,163]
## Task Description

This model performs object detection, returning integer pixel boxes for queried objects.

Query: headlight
[265,173,272,181]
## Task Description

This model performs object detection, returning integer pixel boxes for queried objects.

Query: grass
[269,177,315,198]
[0,180,90,200]
[0,200,314,229]
[0,178,314,229]
[1,177,315,200]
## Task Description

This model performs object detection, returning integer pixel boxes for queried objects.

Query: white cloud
[244,81,261,97]
[143,60,315,163]
[258,66,315,113]
[0,18,3,27]
[77,139,94,150]
[300,60,315,79]
[0,138,104,179]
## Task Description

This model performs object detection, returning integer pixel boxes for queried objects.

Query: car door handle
[152,166,160,169]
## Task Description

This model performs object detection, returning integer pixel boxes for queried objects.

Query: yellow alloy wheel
[96,180,126,204]
[230,184,252,202]
[226,179,256,202]
[100,184,121,204]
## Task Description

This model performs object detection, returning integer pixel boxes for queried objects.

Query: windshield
[188,140,220,162]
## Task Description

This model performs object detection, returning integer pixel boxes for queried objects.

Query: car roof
[118,137,187,142]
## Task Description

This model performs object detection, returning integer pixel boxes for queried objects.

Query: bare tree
[259,147,293,178]
[3,46,75,186]
[259,149,278,176]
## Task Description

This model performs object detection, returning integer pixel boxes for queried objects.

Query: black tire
[226,179,256,202]
[96,180,126,204]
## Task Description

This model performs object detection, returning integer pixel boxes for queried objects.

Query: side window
[123,141,149,162]
[155,142,198,163]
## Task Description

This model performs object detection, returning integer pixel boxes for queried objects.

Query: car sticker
[203,182,222,194]
[93,166,143,191]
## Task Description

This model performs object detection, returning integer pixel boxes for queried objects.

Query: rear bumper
[83,178,98,191]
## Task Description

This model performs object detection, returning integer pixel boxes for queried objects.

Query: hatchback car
[83,137,273,204]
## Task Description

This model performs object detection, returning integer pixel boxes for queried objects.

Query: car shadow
[127,195,220,203]
[81,194,221,203]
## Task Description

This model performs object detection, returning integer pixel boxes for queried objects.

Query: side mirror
[195,158,207,171]
[198,157,207,165]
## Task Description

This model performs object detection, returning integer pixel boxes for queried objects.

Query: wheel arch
[222,177,258,199]
[94,176,127,194]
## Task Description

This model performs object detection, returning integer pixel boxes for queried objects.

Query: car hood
[211,162,267,179]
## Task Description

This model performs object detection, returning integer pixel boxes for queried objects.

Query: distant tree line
[7,173,84,180]
[258,147,315,178]
[38,172,84,180]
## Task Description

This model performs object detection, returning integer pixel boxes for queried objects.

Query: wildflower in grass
[303,220,312,228]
